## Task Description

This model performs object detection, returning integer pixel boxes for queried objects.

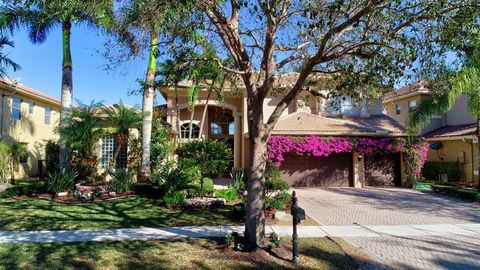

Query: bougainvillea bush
[267,136,429,187]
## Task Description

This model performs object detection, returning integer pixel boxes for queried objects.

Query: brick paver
[296,187,480,270]
[295,187,480,225]
[345,235,480,270]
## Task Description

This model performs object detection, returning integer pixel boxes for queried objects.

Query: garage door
[279,153,353,187]
[365,152,401,186]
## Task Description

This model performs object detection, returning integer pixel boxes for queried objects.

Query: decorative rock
[274,211,293,222]
[57,192,68,197]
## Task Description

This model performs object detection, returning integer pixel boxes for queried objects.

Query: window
[12,97,21,120]
[28,102,35,115]
[100,135,128,169]
[408,100,417,112]
[210,112,233,136]
[395,104,401,115]
[327,96,357,115]
[180,123,200,138]
[44,107,51,125]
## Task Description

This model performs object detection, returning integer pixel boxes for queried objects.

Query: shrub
[224,234,235,247]
[177,140,233,178]
[229,202,246,222]
[187,177,214,197]
[266,191,291,210]
[45,140,60,175]
[230,169,247,193]
[431,184,480,202]
[1,181,46,197]
[45,168,77,194]
[423,161,462,182]
[0,141,10,183]
[153,161,196,195]
[163,191,186,207]
[114,170,134,193]
[131,183,163,198]
[215,187,238,202]
[265,162,289,198]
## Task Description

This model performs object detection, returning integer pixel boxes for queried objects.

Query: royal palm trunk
[140,32,158,180]
[59,19,73,169]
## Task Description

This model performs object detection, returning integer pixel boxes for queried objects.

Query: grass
[0,237,361,270]
[0,197,240,231]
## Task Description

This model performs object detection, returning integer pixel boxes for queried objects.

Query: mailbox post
[291,191,305,264]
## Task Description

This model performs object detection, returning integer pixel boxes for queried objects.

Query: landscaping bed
[0,237,363,270]
[430,184,480,202]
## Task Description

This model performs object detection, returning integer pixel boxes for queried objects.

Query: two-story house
[160,73,408,188]
[0,77,60,179]
[383,81,479,184]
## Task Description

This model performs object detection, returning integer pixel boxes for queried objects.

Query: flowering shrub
[74,184,108,200]
[267,136,429,186]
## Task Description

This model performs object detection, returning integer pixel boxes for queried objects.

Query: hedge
[430,184,480,202]
[422,161,462,182]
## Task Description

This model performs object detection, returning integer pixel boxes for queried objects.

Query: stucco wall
[427,139,479,183]
[1,88,60,178]
[446,95,477,126]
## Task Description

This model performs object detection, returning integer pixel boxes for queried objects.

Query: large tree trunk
[59,20,73,170]
[245,96,267,247]
[140,33,158,180]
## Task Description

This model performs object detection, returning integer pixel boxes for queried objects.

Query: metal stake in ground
[291,190,305,264]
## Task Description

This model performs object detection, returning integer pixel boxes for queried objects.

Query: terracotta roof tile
[383,80,431,101]
[423,124,478,138]
[272,112,406,136]
[0,77,60,105]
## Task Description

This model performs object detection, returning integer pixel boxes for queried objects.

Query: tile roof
[0,76,60,105]
[383,80,431,102]
[272,112,406,136]
[423,124,478,138]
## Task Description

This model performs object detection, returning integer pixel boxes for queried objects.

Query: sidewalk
[1,223,480,243]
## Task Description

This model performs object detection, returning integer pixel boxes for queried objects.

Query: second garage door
[279,153,353,187]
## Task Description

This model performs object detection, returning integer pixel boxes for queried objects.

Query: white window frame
[12,97,22,120]
[395,104,401,115]
[44,107,51,125]
[408,100,417,112]
[28,102,35,115]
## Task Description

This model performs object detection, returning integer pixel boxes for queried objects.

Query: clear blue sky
[5,24,167,107]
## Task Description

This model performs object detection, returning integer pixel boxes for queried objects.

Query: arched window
[180,123,200,138]
[210,112,233,136]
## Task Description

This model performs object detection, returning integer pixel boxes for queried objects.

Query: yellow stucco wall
[383,94,427,126]
[0,86,60,179]
[427,139,479,183]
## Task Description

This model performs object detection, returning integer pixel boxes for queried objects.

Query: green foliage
[1,181,46,198]
[266,191,291,211]
[0,36,20,77]
[422,161,462,182]
[0,141,10,182]
[45,168,77,194]
[265,163,289,199]
[162,191,186,207]
[268,232,282,250]
[187,177,214,197]
[114,170,134,193]
[224,234,235,247]
[150,116,172,171]
[431,184,480,202]
[177,140,233,178]
[152,161,196,197]
[45,140,60,175]
[230,169,246,194]
[215,187,238,202]
[60,102,106,182]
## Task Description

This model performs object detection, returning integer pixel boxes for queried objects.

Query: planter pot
[57,192,68,197]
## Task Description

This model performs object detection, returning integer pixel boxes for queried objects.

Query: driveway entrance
[295,188,480,269]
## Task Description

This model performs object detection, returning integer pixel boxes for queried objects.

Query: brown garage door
[365,152,401,186]
[279,153,353,187]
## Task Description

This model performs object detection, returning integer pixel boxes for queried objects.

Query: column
[233,112,241,168]
[352,152,365,188]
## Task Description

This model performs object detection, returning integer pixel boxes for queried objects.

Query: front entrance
[279,153,353,187]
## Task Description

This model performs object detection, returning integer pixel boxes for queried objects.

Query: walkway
[1,223,480,243]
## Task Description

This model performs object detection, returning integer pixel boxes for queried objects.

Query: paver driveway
[295,188,480,270]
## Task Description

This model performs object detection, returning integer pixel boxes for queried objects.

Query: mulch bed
[11,192,136,204]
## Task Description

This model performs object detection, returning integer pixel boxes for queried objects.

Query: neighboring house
[160,73,408,188]
[383,81,479,184]
[0,77,60,178]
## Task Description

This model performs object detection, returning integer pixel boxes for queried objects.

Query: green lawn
[0,197,239,231]
[0,238,361,270]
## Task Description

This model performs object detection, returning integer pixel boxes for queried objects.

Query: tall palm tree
[0,0,114,169]
[102,102,144,176]
[0,36,20,77]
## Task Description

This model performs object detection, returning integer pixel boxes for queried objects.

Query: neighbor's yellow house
[0,77,60,178]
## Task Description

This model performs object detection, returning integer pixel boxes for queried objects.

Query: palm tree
[0,36,20,77]
[0,0,114,169]
[116,0,192,180]
[101,102,144,176]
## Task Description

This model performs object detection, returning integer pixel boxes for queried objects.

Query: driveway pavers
[295,187,480,270]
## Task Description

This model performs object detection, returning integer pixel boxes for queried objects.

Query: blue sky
[5,24,166,107]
